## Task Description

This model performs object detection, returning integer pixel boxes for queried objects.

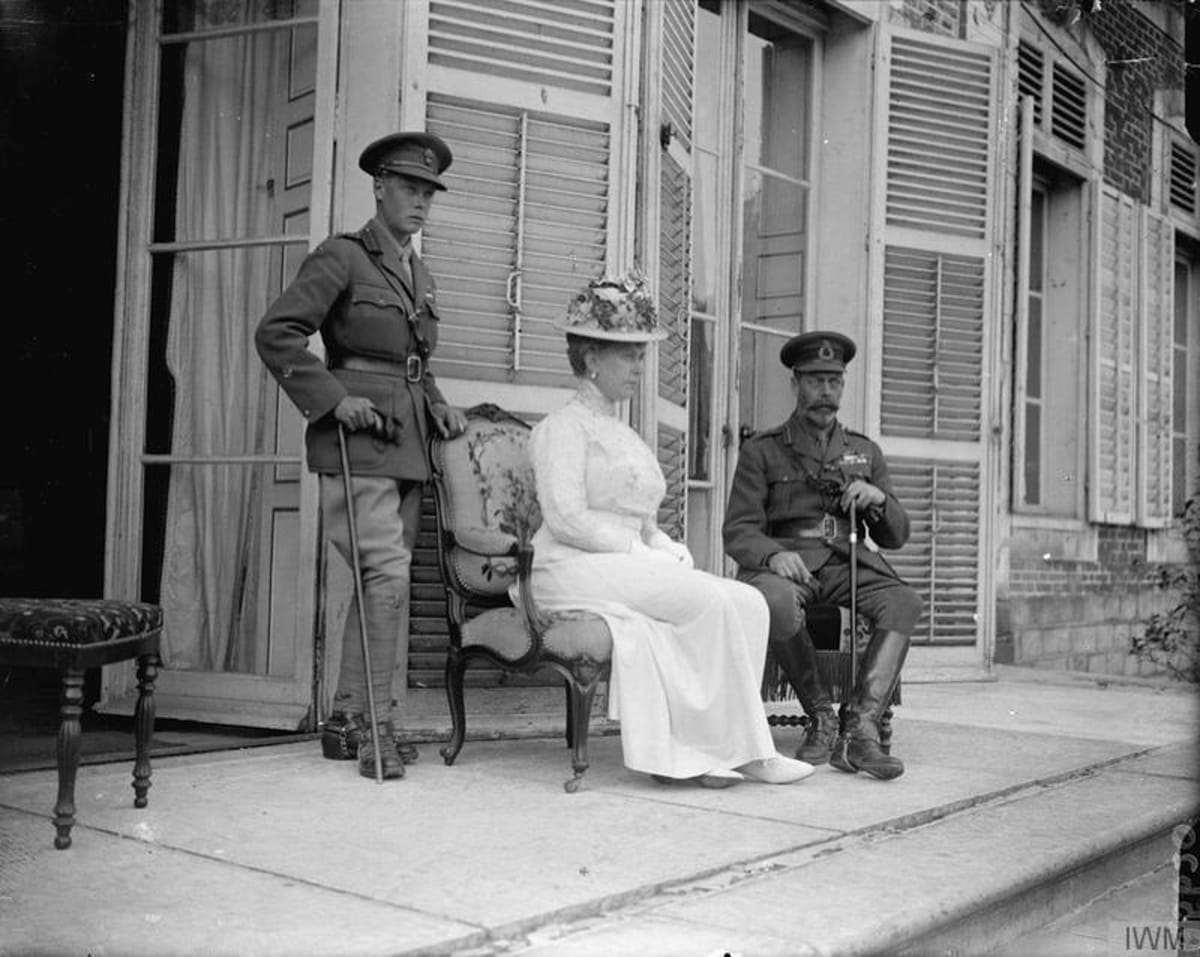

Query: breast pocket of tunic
[765,470,802,514]
[343,281,410,353]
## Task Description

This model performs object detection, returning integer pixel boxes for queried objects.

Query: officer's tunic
[724,414,921,638]
[255,217,449,481]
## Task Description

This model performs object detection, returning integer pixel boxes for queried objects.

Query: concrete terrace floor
[1,666,1197,957]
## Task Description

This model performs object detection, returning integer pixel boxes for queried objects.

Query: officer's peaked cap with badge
[359,131,453,191]
[780,330,857,374]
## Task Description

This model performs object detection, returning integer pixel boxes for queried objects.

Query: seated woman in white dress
[522,273,813,788]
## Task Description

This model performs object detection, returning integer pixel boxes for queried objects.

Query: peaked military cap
[358,131,453,191]
[780,330,857,373]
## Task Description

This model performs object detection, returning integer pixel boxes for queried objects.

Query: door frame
[100,0,341,727]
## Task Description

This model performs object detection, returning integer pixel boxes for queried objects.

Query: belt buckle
[406,355,422,383]
[821,513,838,543]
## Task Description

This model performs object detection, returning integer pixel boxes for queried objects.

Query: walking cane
[337,423,384,785]
[848,500,859,694]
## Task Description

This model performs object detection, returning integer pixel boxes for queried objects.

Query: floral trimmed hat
[555,272,668,342]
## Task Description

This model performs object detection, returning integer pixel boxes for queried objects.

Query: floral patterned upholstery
[0,598,162,647]
[0,597,162,849]
[429,403,613,791]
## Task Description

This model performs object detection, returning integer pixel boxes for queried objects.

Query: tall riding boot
[771,626,839,765]
[831,629,910,780]
[334,578,408,781]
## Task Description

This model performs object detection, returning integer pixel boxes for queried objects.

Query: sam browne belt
[772,514,850,544]
[334,354,424,383]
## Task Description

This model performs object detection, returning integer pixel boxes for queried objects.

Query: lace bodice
[529,380,667,556]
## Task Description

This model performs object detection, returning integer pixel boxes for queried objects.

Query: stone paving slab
[1,674,1196,957]
[0,811,480,957]
[521,764,1198,956]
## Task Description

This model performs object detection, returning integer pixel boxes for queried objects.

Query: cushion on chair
[461,607,613,663]
[433,413,542,598]
[0,599,163,647]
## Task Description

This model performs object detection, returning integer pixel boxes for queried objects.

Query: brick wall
[1001,525,1182,678]
[1082,0,1186,201]
[891,0,962,37]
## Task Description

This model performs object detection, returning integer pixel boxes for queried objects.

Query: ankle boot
[830,629,910,780]
[770,625,838,765]
[322,711,418,764]
[358,720,405,780]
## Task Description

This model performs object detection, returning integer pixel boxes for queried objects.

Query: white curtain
[159,5,283,671]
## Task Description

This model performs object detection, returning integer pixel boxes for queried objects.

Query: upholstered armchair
[428,403,613,792]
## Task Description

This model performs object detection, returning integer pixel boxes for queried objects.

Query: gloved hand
[637,533,694,569]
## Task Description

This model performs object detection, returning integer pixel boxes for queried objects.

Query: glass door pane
[143,0,318,677]
[738,14,812,436]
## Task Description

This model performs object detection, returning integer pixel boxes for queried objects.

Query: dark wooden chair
[0,598,161,848]
[428,404,613,792]
[763,604,901,752]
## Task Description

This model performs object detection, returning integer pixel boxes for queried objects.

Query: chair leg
[133,653,159,808]
[563,669,603,794]
[439,648,468,765]
[53,668,85,850]
[563,681,575,749]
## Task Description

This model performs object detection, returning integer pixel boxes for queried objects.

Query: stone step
[509,744,1198,956]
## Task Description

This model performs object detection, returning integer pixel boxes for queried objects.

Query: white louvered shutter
[887,460,981,643]
[649,0,694,540]
[1138,208,1175,526]
[419,0,630,387]
[876,29,996,647]
[1091,185,1137,523]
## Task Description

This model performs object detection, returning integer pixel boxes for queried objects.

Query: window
[1017,38,1089,155]
[1015,166,1087,516]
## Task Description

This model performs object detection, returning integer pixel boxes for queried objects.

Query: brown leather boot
[797,707,840,764]
[323,712,418,764]
[830,629,909,780]
[770,625,838,765]
[357,720,406,780]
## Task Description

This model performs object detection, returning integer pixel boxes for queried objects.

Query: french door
[687,0,818,570]
[103,0,338,728]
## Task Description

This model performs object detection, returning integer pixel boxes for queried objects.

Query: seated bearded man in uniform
[722,331,922,780]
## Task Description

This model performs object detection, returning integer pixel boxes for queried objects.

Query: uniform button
[281,367,293,378]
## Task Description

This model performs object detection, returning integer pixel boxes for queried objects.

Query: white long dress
[521,380,778,778]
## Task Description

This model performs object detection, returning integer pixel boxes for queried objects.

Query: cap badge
[817,340,835,361]
[423,148,435,169]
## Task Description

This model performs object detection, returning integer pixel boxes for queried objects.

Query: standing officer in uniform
[256,131,467,781]
[723,331,921,780]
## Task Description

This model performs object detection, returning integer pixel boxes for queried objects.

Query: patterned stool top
[0,598,162,646]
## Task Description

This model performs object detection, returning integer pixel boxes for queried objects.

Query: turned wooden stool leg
[53,668,85,850]
[133,653,159,808]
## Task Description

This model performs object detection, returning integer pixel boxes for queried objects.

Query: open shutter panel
[887,459,981,645]
[878,29,992,648]
[1090,186,1137,523]
[420,0,621,386]
[1138,208,1175,526]
[880,247,985,441]
[885,35,991,239]
[652,0,694,540]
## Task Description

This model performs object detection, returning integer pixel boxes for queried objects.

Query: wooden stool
[0,598,162,849]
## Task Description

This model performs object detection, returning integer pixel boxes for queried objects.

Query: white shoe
[697,768,744,788]
[651,768,745,788]
[736,755,815,785]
